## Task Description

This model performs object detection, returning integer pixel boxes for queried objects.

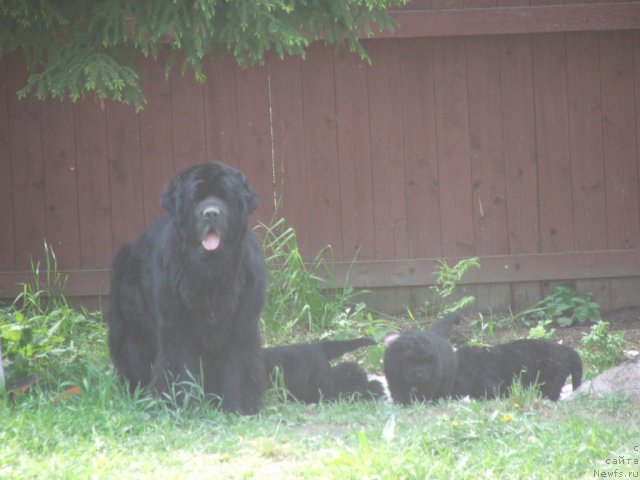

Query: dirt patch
[451,306,640,352]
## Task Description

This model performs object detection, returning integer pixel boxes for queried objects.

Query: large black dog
[107,161,267,415]
[264,338,377,403]
[452,339,583,401]
[383,312,460,405]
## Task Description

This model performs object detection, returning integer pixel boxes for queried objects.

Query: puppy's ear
[160,175,178,215]
[237,171,258,214]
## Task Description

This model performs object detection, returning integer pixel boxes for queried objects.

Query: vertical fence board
[601,31,640,250]
[106,103,144,251]
[74,99,112,269]
[300,44,344,259]
[170,69,206,173]
[138,53,174,225]
[0,58,15,270]
[433,37,474,257]
[566,32,607,251]
[367,41,409,260]
[400,38,442,259]
[334,49,377,261]
[7,56,46,269]
[467,36,509,256]
[267,54,310,255]
[533,33,575,253]
[500,35,542,309]
[41,98,81,269]
[203,55,240,163]
[235,63,275,226]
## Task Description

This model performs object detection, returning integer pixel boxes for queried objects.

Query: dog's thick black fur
[383,312,460,405]
[107,161,267,415]
[264,338,376,403]
[329,362,385,401]
[452,339,583,401]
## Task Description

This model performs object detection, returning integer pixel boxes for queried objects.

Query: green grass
[1,371,638,479]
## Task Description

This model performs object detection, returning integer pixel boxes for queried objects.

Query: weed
[256,215,364,338]
[426,257,480,317]
[0,244,107,388]
[581,321,625,378]
[526,318,557,340]
[517,283,601,328]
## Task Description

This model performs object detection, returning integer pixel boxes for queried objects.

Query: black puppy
[107,161,267,415]
[264,338,376,403]
[452,339,583,401]
[329,362,385,401]
[383,312,460,405]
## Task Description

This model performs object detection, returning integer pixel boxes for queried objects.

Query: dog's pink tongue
[202,233,221,251]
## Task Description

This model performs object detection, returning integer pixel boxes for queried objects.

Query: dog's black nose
[202,205,220,219]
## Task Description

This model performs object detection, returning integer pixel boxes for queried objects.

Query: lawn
[1,365,639,479]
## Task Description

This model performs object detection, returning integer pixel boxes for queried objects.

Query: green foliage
[427,257,480,317]
[518,283,601,328]
[1,0,407,110]
[526,318,556,340]
[256,215,365,339]
[0,245,106,388]
[581,321,625,378]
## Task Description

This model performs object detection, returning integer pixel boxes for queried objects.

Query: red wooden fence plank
[466,36,509,256]
[170,66,206,173]
[106,102,144,251]
[266,54,310,256]
[399,38,442,259]
[600,31,640,250]
[383,4,640,39]
[566,32,607,251]
[366,40,409,260]
[138,53,174,225]
[0,58,15,270]
[73,99,112,269]
[433,37,474,258]
[7,55,46,269]
[333,48,376,261]
[41,98,81,269]
[500,34,542,310]
[300,44,344,260]
[500,35,539,255]
[234,62,275,226]
[203,55,240,163]
[532,33,575,253]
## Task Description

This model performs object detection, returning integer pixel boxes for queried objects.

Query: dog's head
[161,161,258,255]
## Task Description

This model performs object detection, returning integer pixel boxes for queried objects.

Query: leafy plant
[518,283,601,328]
[581,321,625,377]
[256,215,365,339]
[526,318,556,340]
[0,244,107,388]
[427,257,480,317]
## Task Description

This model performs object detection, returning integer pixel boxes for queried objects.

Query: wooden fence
[1,2,640,312]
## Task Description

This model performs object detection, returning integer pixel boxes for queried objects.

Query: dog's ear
[160,174,179,215]
[236,171,258,214]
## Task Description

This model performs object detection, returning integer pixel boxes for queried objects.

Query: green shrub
[0,245,106,388]
[519,283,601,328]
[581,321,625,378]
[256,215,365,339]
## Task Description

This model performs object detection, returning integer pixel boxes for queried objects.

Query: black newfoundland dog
[107,161,267,414]
[452,339,583,401]
[383,312,460,405]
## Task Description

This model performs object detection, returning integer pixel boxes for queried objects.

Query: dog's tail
[428,312,461,339]
[320,338,376,361]
[569,348,583,391]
